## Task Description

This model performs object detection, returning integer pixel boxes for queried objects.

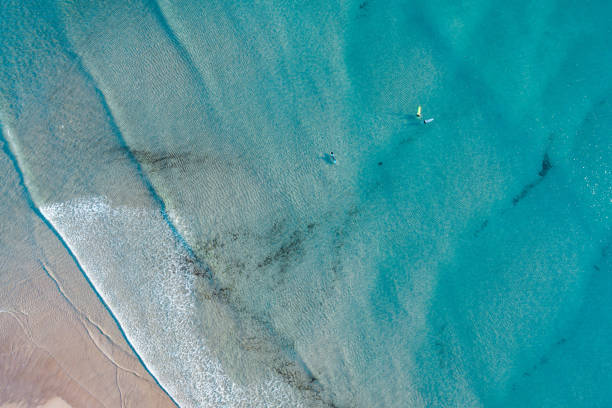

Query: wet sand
[0,210,175,408]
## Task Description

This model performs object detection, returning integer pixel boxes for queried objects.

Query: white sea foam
[41,196,313,408]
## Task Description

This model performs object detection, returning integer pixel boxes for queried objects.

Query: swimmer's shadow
[320,153,336,165]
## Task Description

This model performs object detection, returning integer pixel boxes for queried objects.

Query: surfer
[416,105,422,118]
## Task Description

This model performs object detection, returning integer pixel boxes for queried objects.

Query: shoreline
[0,129,180,408]
[0,242,177,408]
[0,171,176,408]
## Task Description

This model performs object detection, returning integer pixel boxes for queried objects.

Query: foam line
[0,123,181,408]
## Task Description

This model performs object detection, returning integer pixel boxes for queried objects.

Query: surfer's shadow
[393,119,425,145]
[389,114,426,133]
[386,111,422,123]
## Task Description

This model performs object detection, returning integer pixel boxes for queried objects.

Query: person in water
[330,152,336,163]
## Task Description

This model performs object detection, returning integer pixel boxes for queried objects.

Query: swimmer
[330,151,337,164]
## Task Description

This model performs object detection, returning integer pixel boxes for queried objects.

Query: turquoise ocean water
[1,0,611,406]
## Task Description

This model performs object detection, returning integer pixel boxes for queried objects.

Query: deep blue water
[1,0,611,406]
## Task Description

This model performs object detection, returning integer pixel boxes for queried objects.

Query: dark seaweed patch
[257,230,304,279]
[268,219,285,238]
[512,336,568,390]
[512,182,536,205]
[132,150,193,172]
[191,265,212,279]
[189,220,347,406]
[271,361,342,407]
[239,336,265,352]
[273,361,310,388]
[538,153,552,177]
[199,235,225,253]
[601,243,610,259]
[593,243,611,271]
[431,324,453,370]
[214,286,231,302]
[105,146,219,173]
[256,221,320,274]
[473,219,489,237]
[327,206,361,279]
[177,254,212,279]
[512,153,553,206]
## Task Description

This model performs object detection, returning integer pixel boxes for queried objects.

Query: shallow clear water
[1,0,611,406]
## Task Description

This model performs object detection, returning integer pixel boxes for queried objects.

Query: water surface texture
[1,0,611,406]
